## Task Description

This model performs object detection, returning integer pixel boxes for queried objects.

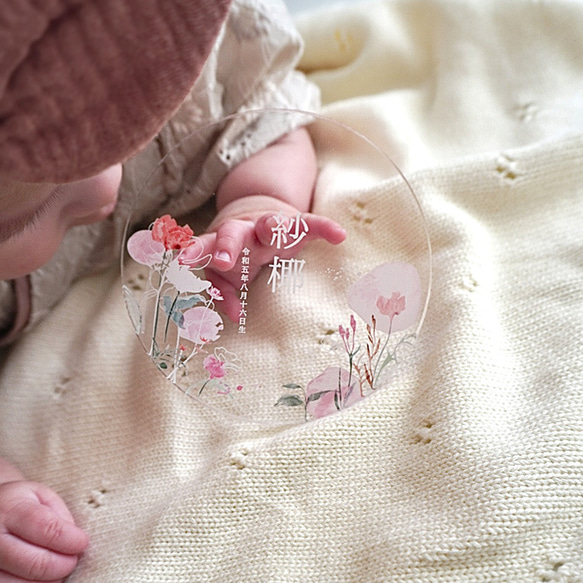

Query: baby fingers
[0,530,80,581]
[211,219,256,271]
[0,483,88,582]
[3,498,87,556]
[305,214,347,245]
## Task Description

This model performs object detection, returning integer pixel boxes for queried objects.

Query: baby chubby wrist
[213,194,304,224]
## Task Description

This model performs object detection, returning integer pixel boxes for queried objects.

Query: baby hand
[196,195,346,321]
[0,480,88,582]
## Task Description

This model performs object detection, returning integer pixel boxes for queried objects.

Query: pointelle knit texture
[0,0,582,581]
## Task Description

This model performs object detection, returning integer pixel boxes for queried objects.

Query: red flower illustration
[151,215,194,250]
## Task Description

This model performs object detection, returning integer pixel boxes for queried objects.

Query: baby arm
[0,457,88,583]
[199,127,346,320]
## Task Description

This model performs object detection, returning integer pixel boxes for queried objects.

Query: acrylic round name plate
[121,109,431,426]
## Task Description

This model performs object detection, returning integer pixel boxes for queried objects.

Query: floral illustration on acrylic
[124,216,422,421]
[124,215,240,396]
[276,261,422,419]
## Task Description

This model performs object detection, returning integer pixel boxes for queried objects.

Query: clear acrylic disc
[121,109,431,425]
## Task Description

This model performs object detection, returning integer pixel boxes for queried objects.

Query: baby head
[0,166,122,279]
[0,0,231,280]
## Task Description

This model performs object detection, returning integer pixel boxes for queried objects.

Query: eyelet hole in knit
[53,375,73,399]
[536,559,579,582]
[318,328,337,345]
[516,101,538,123]
[87,487,109,509]
[229,448,249,470]
[496,153,520,183]
[350,200,374,225]
[412,420,434,445]
[461,273,479,292]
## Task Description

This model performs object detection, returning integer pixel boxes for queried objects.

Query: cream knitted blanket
[1,0,583,581]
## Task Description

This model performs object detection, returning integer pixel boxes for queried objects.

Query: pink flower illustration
[127,230,165,266]
[152,215,194,250]
[348,262,421,334]
[305,366,363,419]
[339,314,357,355]
[208,286,224,301]
[203,354,226,379]
[180,306,223,345]
[376,292,406,321]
